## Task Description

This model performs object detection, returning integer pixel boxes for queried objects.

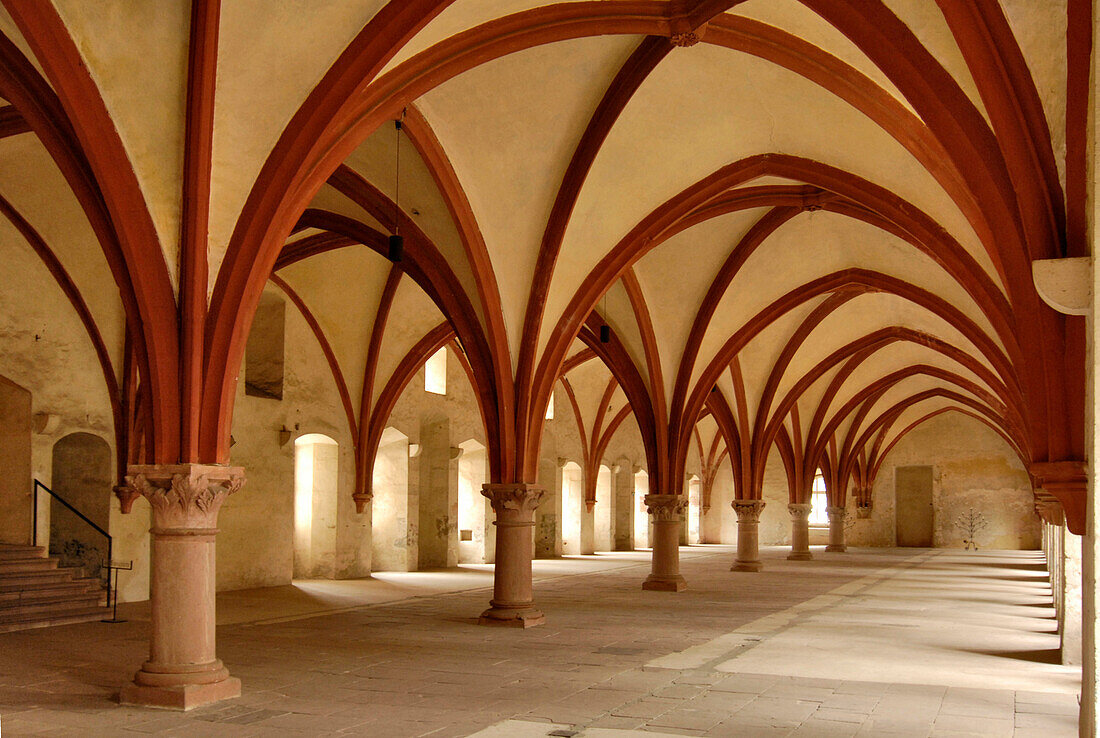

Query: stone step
[0,569,80,591]
[0,545,46,560]
[0,591,104,618]
[0,557,59,574]
[0,605,107,634]
[0,580,99,603]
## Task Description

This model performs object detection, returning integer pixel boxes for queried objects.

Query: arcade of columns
[0,0,1093,728]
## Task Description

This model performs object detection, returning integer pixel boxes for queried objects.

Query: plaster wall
[753,413,1037,551]
[224,289,360,591]
[371,430,412,571]
[860,412,1038,550]
[0,225,151,600]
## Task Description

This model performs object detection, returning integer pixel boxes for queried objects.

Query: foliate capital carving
[856,503,873,519]
[118,464,245,530]
[732,499,765,523]
[787,503,813,521]
[826,506,846,522]
[644,494,687,522]
[482,483,546,519]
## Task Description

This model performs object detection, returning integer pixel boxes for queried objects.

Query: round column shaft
[479,483,546,627]
[642,494,687,591]
[731,500,765,572]
[788,502,813,561]
[826,505,847,552]
[116,464,244,710]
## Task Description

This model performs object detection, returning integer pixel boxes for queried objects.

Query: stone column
[581,498,596,555]
[115,464,244,710]
[731,499,765,572]
[479,483,546,627]
[788,502,813,561]
[642,494,687,591]
[825,505,847,552]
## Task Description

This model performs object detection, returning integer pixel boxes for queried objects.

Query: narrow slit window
[425,347,447,395]
[545,391,555,420]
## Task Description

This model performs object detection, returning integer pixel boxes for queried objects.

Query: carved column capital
[117,464,245,530]
[732,499,765,522]
[826,506,846,522]
[481,483,546,518]
[856,504,873,519]
[644,494,687,522]
[787,502,813,521]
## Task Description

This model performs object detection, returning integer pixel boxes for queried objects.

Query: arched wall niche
[49,431,111,578]
[371,425,412,572]
[594,464,612,552]
[457,438,491,564]
[686,474,701,546]
[293,432,339,578]
[561,460,583,555]
[0,374,32,545]
[633,468,650,549]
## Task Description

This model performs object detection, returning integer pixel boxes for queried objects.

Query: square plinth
[731,561,763,572]
[120,677,241,711]
[642,577,687,592]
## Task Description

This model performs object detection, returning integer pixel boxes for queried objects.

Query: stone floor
[0,546,1080,737]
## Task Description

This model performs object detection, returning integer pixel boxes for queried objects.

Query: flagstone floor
[0,546,1079,736]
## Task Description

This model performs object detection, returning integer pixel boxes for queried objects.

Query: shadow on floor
[962,647,1063,664]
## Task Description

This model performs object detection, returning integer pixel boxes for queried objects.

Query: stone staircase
[0,544,107,633]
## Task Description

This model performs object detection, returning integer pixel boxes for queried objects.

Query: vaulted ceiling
[0,1,1085,518]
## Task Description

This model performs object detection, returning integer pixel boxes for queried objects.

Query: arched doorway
[0,375,32,545]
[50,432,112,578]
[293,433,339,578]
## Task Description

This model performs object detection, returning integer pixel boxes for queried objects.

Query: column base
[478,601,546,628]
[825,544,847,552]
[642,574,687,591]
[120,676,241,711]
[787,551,813,561]
[731,560,762,572]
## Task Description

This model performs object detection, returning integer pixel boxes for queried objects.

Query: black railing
[32,479,112,606]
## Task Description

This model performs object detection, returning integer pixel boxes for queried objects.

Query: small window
[245,293,285,399]
[809,469,828,525]
[545,391,555,420]
[425,347,447,395]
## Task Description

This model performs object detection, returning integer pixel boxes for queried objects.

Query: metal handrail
[32,479,112,607]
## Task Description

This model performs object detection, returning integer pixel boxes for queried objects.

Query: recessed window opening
[245,292,285,399]
[424,347,447,395]
[809,469,828,526]
[545,391,555,420]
